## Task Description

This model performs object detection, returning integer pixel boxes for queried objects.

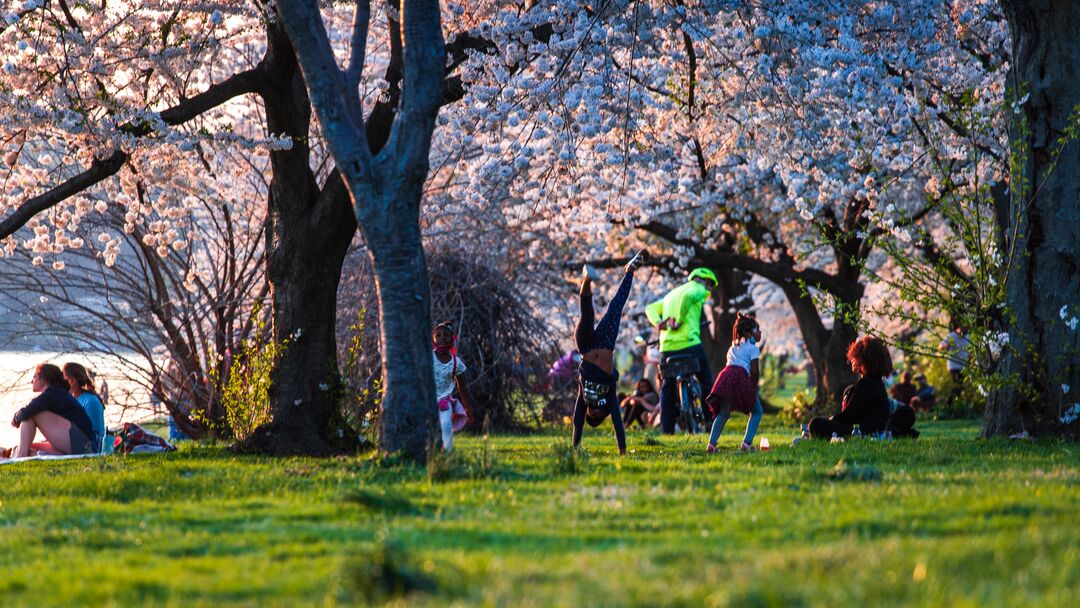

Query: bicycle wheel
[687,379,706,430]
[680,381,698,434]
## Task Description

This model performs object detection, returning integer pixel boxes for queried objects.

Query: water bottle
[830,433,845,444]
[852,428,862,439]
[759,437,770,451]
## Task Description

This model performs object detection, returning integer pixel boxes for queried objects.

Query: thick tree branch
[637,220,856,297]
[0,66,264,240]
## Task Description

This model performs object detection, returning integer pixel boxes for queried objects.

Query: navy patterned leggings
[576,271,634,353]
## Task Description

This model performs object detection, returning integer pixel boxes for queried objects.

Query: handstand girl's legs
[590,271,634,350]
[575,278,595,352]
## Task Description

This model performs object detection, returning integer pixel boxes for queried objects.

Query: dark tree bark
[276,0,445,460]
[986,0,1080,438]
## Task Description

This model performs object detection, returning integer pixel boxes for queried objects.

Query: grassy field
[1,417,1077,607]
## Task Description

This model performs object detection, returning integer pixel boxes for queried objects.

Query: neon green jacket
[645,281,710,352]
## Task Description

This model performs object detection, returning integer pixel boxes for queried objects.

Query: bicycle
[658,352,707,435]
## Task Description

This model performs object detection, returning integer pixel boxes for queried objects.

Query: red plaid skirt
[706,365,756,415]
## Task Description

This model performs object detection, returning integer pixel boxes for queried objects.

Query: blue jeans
[708,396,763,447]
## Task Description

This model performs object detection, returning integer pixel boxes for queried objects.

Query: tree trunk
[365,206,437,458]
[701,267,752,374]
[782,285,860,415]
[242,21,357,455]
[986,0,1080,438]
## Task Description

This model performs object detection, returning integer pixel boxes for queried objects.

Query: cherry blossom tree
[433,0,1008,410]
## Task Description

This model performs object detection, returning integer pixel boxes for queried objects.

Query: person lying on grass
[572,250,647,455]
[3,363,96,458]
[703,312,765,453]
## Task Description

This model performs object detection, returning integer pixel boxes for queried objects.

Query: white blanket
[0,452,106,466]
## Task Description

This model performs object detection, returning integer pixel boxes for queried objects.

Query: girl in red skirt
[704,313,764,452]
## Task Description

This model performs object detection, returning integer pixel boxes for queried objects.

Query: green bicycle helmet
[689,267,718,286]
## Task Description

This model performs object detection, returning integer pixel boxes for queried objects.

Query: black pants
[808,417,853,439]
[576,271,634,353]
[659,344,712,434]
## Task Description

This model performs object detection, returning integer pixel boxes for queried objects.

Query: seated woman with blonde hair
[5,363,96,458]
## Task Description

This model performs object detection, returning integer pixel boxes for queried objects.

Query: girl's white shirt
[726,338,760,374]
[433,351,468,400]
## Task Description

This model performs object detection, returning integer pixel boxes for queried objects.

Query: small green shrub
[827,458,882,482]
[212,307,283,440]
[550,438,588,475]
[341,488,420,515]
[782,389,816,424]
[426,445,461,483]
[339,540,435,602]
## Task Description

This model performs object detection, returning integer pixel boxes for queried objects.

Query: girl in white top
[432,322,473,452]
[703,313,764,452]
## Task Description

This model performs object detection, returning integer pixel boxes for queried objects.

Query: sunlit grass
[0,418,1076,606]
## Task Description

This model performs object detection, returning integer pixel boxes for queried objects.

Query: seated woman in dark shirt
[8,363,96,458]
[808,336,893,439]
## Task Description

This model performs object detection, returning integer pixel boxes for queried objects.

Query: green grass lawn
[1,418,1077,607]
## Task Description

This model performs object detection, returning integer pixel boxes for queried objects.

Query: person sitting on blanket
[4,363,96,458]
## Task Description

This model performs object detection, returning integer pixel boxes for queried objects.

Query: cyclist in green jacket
[645,268,717,434]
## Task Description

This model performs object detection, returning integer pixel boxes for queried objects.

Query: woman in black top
[9,363,96,457]
[808,336,893,439]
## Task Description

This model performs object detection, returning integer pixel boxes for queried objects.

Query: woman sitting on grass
[64,362,106,453]
[806,337,892,440]
[5,363,96,458]
[703,313,765,453]
[621,378,660,428]
[571,250,647,454]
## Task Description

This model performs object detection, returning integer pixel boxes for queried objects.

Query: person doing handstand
[572,250,647,454]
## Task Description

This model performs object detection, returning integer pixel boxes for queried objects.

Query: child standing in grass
[433,322,473,452]
[704,313,764,453]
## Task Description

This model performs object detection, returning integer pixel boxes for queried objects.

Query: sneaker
[582,264,601,282]
[624,249,649,273]
[739,442,757,452]
[705,443,717,454]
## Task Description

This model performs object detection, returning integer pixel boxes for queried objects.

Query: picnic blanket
[0,452,106,466]
[114,422,177,454]
[1,423,176,465]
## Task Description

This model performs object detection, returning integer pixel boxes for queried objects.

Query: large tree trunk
[782,285,860,415]
[243,21,357,455]
[365,206,437,457]
[275,0,446,461]
[985,0,1080,438]
[701,267,753,374]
